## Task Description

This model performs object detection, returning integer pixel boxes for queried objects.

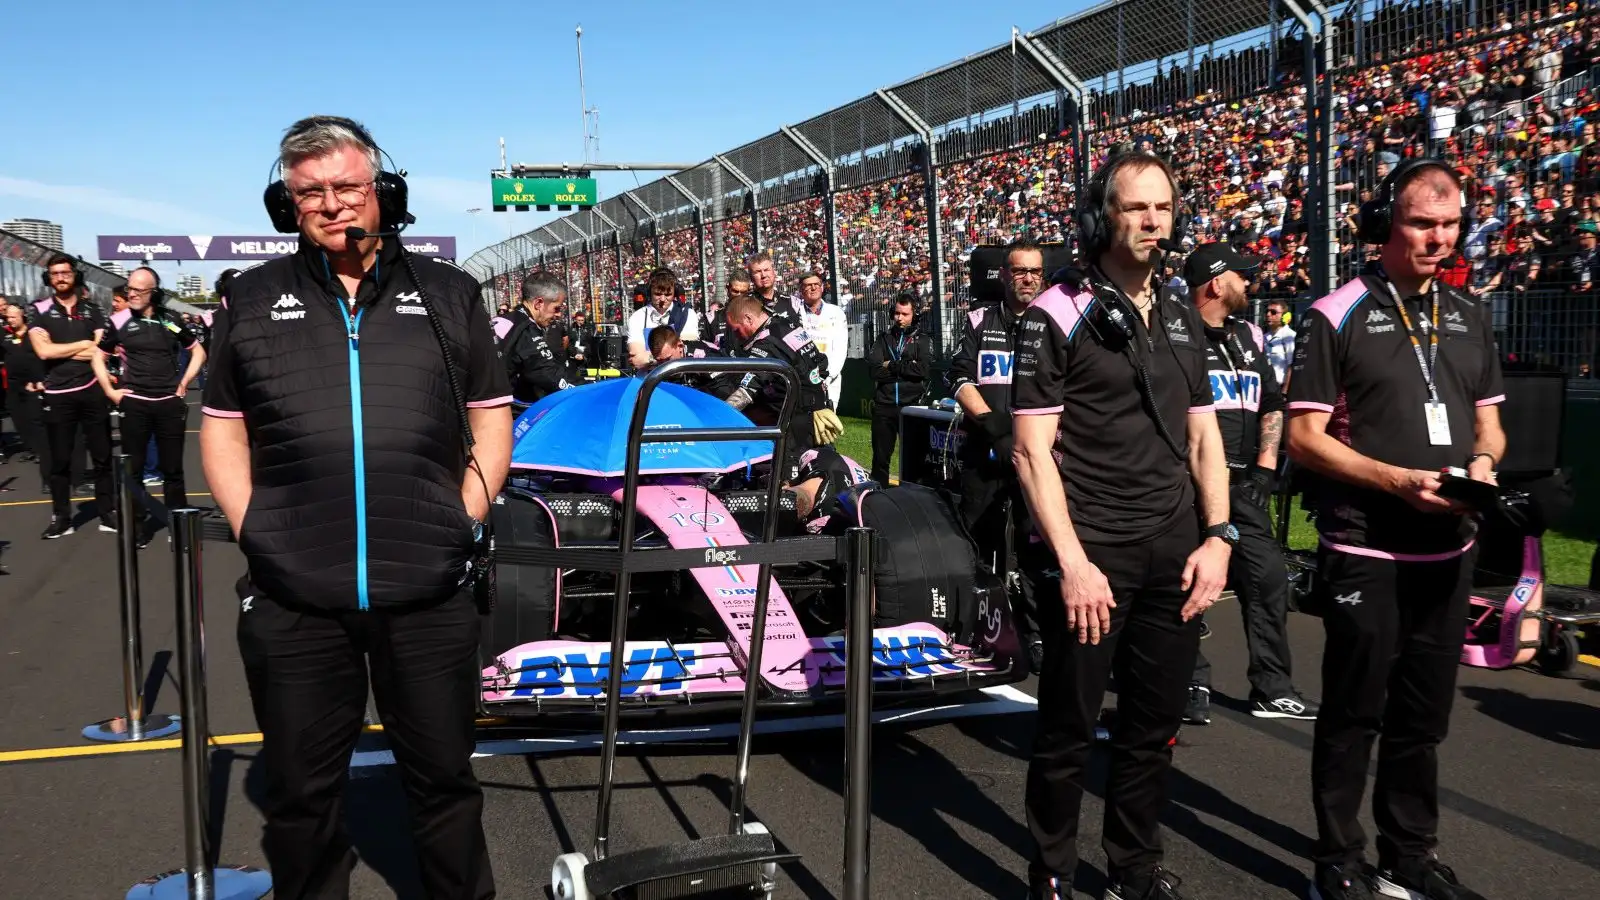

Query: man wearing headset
[1012,152,1232,900]
[626,268,698,368]
[1288,160,1503,900]
[200,116,512,900]
[29,253,115,539]
[90,266,205,547]
[947,237,1048,672]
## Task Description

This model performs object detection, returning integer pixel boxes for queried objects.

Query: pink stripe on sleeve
[1475,394,1505,407]
[1288,401,1336,412]
[467,395,513,409]
[202,406,244,418]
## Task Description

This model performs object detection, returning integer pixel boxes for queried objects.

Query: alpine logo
[241,595,254,613]
[395,291,421,303]
[1336,591,1363,606]
[704,548,740,566]
[1366,310,1389,324]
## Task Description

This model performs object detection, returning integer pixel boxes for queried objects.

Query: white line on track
[349,684,1039,769]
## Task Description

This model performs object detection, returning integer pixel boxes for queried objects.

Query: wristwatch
[1203,522,1240,546]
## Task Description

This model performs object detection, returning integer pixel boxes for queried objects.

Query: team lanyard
[1382,276,1440,403]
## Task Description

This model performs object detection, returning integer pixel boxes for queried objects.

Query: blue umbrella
[510,378,775,477]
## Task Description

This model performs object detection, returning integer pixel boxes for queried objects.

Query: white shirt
[626,302,699,347]
[797,299,848,382]
[1266,324,1296,386]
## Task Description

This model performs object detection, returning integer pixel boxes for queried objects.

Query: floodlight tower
[577,25,599,163]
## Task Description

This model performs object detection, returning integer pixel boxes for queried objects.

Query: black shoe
[1252,692,1320,720]
[1105,866,1187,899]
[1373,858,1486,900]
[1182,684,1211,725]
[42,517,74,540]
[1311,864,1376,900]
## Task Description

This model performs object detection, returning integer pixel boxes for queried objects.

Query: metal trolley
[492,358,876,900]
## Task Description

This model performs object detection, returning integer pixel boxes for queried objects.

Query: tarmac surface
[0,401,1597,899]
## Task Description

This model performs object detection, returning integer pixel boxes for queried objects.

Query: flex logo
[705,548,740,566]
[978,350,1014,383]
[271,293,306,321]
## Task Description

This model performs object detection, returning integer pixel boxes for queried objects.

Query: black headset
[262,116,412,235]
[1356,157,1468,248]
[632,268,687,306]
[40,255,85,291]
[129,266,167,309]
[1075,151,1191,261]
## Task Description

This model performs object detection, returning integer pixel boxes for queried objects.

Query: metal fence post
[126,509,272,900]
[843,526,876,900]
[85,453,180,743]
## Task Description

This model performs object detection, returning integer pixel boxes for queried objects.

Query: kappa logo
[1366,309,1390,324]
[1335,591,1363,606]
[704,548,740,566]
[272,294,303,309]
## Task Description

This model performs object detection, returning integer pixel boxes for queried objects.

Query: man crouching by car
[200,115,512,900]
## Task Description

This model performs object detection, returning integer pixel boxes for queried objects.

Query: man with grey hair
[201,115,511,899]
[492,270,571,405]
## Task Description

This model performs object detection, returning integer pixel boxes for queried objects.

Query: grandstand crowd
[497,0,1600,380]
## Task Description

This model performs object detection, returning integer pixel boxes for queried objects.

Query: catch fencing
[465,0,1600,378]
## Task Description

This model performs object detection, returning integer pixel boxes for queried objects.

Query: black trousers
[1024,516,1202,883]
[237,579,495,900]
[42,389,112,519]
[7,385,47,483]
[1310,546,1475,870]
[868,402,903,485]
[1192,481,1296,700]
[961,460,1038,643]
[117,396,189,512]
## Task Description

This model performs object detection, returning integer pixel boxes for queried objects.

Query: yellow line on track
[1581,654,1600,669]
[0,491,213,509]
[0,719,508,764]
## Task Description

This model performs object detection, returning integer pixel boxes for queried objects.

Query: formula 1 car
[477,368,1025,721]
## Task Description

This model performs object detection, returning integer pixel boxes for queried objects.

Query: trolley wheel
[741,821,778,896]
[1537,626,1580,677]
[551,852,591,900]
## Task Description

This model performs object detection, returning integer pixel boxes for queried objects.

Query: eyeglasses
[290,180,373,210]
[1008,267,1045,277]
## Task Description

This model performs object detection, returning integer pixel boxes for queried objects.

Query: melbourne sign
[96,235,457,261]
[491,177,597,211]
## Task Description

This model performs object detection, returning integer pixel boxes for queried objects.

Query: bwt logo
[705,548,740,566]
[1209,370,1262,409]
[978,350,1014,381]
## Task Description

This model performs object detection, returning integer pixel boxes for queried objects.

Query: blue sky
[0,0,1086,287]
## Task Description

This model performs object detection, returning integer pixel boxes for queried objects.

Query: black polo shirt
[1287,270,1505,558]
[99,309,200,398]
[28,296,110,394]
[1013,281,1214,544]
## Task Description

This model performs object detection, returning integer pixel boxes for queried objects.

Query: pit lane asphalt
[0,402,1596,899]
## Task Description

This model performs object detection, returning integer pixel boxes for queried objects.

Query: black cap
[1182,242,1260,290]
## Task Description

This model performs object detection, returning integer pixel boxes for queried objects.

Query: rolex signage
[491,177,597,211]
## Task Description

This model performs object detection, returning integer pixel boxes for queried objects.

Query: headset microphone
[1156,238,1185,254]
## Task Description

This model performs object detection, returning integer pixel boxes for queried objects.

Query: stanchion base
[126,865,272,900]
[82,713,182,743]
